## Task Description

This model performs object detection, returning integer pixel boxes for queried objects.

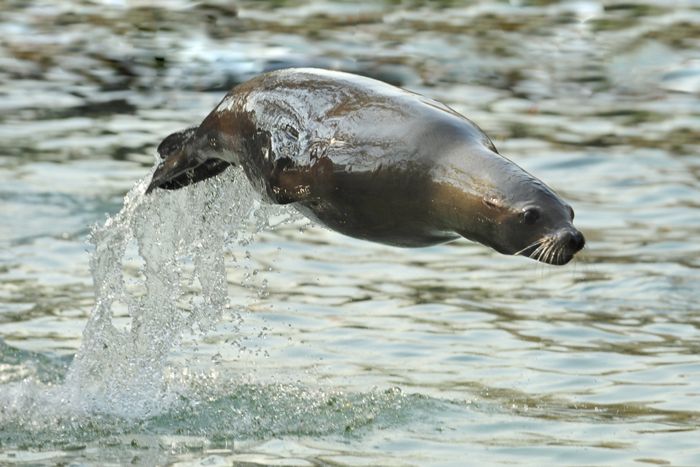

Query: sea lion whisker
[533,242,548,263]
[547,242,558,265]
[540,247,551,265]
[528,244,543,261]
[544,240,558,265]
[536,237,554,258]
[514,239,545,257]
[539,243,550,265]
[543,242,553,265]
[556,244,565,265]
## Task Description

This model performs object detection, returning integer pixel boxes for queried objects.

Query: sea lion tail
[146,127,232,194]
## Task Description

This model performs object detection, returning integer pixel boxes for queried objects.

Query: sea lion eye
[568,205,575,220]
[522,207,540,225]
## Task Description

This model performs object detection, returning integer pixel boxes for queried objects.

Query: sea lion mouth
[516,228,585,265]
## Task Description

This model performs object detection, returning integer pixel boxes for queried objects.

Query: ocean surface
[1,1,699,465]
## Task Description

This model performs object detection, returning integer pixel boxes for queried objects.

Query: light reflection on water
[1,0,699,465]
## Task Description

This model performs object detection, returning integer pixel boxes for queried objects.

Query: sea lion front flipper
[269,151,335,204]
[269,157,313,204]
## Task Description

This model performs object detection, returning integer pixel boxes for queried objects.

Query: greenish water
[1,1,699,465]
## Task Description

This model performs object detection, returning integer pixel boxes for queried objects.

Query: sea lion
[147,68,585,265]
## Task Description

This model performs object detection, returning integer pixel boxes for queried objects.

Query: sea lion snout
[562,228,585,252]
[524,226,585,265]
[552,227,586,265]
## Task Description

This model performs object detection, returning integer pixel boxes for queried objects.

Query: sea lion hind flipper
[147,126,233,194]
[148,158,231,193]
[146,146,232,194]
[157,126,198,159]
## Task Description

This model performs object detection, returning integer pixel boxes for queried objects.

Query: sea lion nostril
[567,230,585,251]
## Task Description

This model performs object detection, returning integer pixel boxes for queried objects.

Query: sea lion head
[436,149,585,265]
[483,182,585,266]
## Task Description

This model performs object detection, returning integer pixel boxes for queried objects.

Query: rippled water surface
[1,1,699,465]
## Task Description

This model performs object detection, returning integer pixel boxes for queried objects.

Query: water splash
[61,167,294,418]
[0,168,290,426]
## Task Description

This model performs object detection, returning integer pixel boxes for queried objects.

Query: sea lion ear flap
[157,127,198,159]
